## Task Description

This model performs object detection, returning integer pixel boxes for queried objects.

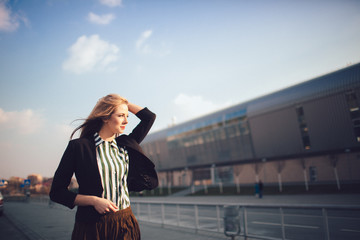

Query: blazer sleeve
[49,141,77,209]
[128,107,156,144]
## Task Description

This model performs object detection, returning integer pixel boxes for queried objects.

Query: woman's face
[103,104,129,135]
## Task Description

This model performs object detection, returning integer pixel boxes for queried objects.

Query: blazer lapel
[84,136,103,193]
[86,135,99,167]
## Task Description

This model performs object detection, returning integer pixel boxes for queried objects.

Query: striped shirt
[94,133,130,210]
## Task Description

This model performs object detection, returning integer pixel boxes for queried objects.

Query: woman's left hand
[92,197,119,214]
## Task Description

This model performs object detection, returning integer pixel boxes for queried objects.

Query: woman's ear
[101,116,109,123]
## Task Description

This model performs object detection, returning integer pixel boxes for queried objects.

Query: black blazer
[49,108,158,222]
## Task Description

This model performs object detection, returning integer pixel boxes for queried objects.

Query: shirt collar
[94,132,117,148]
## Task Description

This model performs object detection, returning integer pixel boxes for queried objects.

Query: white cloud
[99,0,122,7]
[136,30,153,54]
[62,35,120,74]
[0,108,45,135]
[135,29,172,56]
[87,12,115,25]
[0,0,28,32]
[173,93,232,123]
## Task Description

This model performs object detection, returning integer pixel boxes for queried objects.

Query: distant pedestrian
[259,180,263,198]
[50,94,158,240]
[25,189,30,202]
[254,182,259,197]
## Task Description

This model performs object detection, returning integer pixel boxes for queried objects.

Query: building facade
[141,63,360,190]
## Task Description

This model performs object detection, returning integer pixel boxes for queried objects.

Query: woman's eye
[116,114,128,118]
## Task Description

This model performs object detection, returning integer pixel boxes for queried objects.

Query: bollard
[223,205,241,239]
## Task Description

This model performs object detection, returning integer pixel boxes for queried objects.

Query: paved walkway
[0,213,29,240]
[2,202,229,240]
[1,194,359,240]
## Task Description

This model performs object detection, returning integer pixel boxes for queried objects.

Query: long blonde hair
[71,94,128,139]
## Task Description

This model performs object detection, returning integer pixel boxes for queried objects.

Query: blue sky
[1,0,360,179]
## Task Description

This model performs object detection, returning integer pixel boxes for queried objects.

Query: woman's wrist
[128,102,143,114]
[74,194,97,207]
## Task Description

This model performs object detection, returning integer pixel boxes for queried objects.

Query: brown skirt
[72,207,140,240]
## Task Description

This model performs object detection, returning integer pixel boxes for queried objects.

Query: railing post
[242,206,248,238]
[136,202,140,219]
[216,205,221,232]
[322,208,330,240]
[176,204,180,226]
[280,207,285,240]
[161,203,165,227]
[194,205,199,232]
[147,203,151,221]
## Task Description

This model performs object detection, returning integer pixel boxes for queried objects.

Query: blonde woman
[50,94,158,240]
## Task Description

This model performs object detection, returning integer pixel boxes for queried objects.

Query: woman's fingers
[109,202,119,212]
[94,197,118,214]
[103,200,118,213]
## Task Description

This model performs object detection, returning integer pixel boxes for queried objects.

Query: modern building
[141,63,360,191]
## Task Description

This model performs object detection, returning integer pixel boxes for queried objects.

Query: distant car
[0,191,3,216]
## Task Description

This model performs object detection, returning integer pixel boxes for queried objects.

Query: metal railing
[17,195,360,239]
[131,199,360,240]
